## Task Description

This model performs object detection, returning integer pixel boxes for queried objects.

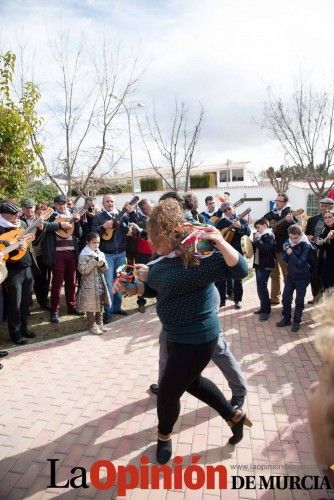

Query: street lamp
[112,96,144,197]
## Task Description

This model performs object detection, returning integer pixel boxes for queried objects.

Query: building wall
[80,183,311,221]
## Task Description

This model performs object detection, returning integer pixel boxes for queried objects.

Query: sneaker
[114,309,128,316]
[90,323,103,335]
[259,313,269,322]
[149,383,159,395]
[291,322,300,332]
[230,394,245,410]
[50,312,60,324]
[276,319,292,327]
[99,324,109,332]
[234,302,242,310]
[68,308,85,316]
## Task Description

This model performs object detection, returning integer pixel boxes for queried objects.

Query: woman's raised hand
[197,225,223,244]
[134,263,149,282]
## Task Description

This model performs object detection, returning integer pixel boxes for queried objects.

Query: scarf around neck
[0,214,21,228]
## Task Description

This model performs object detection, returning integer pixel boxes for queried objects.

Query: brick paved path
[0,278,332,499]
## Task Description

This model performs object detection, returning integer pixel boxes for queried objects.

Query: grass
[0,294,156,350]
[0,269,254,349]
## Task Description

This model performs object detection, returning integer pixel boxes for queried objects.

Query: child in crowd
[276,225,316,333]
[77,232,111,335]
[252,218,276,321]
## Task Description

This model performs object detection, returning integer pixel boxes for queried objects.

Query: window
[219,170,230,183]
[307,194,318,216]
[231,169,244,181]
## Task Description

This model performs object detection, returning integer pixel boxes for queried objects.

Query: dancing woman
[114,199,252,464]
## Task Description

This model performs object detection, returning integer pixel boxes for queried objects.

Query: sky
[1,0,334,175]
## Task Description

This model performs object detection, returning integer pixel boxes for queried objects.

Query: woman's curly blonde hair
[147,198,199,267]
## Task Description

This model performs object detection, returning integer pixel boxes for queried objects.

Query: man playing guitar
[0,201,36,345]
[91,194,138,324]
[263,192,300,304]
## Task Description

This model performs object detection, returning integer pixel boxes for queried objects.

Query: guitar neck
[1,241,20,256]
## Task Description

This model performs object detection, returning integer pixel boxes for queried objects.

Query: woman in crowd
[114,198,252,464]
[308,294,334,488]
[316,210,334,291]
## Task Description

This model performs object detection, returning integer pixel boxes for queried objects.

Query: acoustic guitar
[220,208,251,243]
[209,197,249,224]
[55,206,87,239]
[0,233,35,265]
[0,207,54,261]
[101,196,139,241]
[270,209,304,231]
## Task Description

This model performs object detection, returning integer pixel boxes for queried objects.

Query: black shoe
[68,308,85,316]
[50,312,60,324]
[253,309,262,314]
[230,395,245,410]
[114,309,128,316]
[220,302,226,307]
[13,336,28,346]
[0,351,8,358]
[0,364,3,370]
[22,330,36,338]
[138,304,146,313]
[291,322,300,332]
[276,319,291,327]
[156,438,172,464]
[149,383,159,395]
[234,302,242,310]
[228,413,252,445]
[259,313,269,322]
[39,303,50,311]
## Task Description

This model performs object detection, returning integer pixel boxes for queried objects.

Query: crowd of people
[0,189,333,464]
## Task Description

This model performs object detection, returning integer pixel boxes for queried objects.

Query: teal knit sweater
[146,251,248,344]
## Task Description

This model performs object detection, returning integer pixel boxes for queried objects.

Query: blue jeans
[104,251,126,317]
[255,268,272,314]
[282,276,310,324]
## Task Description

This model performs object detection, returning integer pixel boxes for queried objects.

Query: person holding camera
[78,197,99,252]
[77,232,111,335]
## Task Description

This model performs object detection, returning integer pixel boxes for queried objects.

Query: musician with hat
[214,202,251,309]
[0,201,35,345]
[263,193,299,305]
[305,197,334,303]
[41,194,83,323]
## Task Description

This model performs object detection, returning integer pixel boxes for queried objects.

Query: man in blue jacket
[91,194,137,324]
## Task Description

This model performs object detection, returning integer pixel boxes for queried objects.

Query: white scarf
[254,228,273,240]
[147,251,177,266]
[80,245,106,262]
[0,214,20,228]
[288,233,310,247]
[203,208,217,217]
[54,208,72,218]
[273,203,291,217]
[103,208,119,217]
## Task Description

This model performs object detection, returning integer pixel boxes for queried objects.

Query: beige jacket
[77,249,111,313]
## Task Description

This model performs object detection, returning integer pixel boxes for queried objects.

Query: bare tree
[138,99,204,191]
[30,30,144,199]
[266,165,295,193]
[262,81,334,200]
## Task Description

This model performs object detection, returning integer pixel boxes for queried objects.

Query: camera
[88,206,94,213]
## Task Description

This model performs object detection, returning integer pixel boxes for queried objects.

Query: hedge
[190,174,211,189]
[140,177,163,192]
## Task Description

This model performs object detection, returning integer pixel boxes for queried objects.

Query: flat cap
[54,194,67,204]
[0,201,21,214]
[319,197,334,204]
[21,198,35,208]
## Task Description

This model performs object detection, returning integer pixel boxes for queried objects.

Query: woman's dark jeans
[157,337,235,436]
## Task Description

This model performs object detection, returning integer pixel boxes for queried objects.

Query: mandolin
[270,209,304,230]
[220,208,251,243]
[0,233,35,263]
[101,196,139,241]
[55,206,87,239]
